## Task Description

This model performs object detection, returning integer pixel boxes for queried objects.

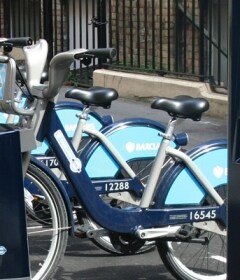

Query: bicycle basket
[0,55,23,115]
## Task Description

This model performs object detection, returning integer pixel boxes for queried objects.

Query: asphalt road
[54,238,174,280]
[53,94,227,280]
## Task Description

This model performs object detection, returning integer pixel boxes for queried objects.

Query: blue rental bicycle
[0,39,227,280]
[6,39,181,257]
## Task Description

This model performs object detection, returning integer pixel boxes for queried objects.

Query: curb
[93,69,228,119]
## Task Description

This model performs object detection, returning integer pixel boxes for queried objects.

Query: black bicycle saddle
[65,86,118,109]
[151,95,209,121]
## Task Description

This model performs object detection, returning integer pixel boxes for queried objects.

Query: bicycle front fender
[81,118,179,178]
[154,139,227,207]
[27,157,75,235]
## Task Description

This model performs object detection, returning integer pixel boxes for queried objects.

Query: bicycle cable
[15,63,34,103]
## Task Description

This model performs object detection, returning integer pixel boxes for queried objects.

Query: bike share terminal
[0,50,35,279]
[228,0,240,278]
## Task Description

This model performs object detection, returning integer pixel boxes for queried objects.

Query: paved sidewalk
[54,238,174,280]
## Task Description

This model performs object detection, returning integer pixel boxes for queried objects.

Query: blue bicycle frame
[37,100,227,234]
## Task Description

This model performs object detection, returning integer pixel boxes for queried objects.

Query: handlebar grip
[0,37,33,47]
[74,48,117,60]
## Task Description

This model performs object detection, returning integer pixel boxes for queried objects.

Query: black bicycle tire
[25,162,69,280]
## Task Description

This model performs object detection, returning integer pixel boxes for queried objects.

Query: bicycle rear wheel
[25,162,69,280]
[157,185,227,280]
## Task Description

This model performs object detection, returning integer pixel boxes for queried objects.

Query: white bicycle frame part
[23,39,48,89]
[65,107,226,209]
[140,119,225,208]
[59,116,138,187]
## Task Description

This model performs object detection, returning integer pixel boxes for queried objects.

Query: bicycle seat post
[72,105,91,150]
[164,117,178,141]
[140,116,178,208]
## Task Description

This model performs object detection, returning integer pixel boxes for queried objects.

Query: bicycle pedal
[86,228,109,239]
[74,224,92,238]
[175,225,198,240]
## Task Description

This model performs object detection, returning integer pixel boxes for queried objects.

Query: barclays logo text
[125,142,160,153]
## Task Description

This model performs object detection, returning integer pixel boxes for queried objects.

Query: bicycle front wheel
[25,162,69,280]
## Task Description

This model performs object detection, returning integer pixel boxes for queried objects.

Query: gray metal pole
[97,0,107,48]
[43,0,53,63]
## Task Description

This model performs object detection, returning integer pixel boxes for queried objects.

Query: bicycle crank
[74,224,109,238]
[135,226,181,239]
[109,232,146,255]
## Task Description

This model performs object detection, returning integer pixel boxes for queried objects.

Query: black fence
[108,0,228,90]
[0,0,228,90]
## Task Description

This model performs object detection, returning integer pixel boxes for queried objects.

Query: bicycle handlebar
[44,48,117,99]
[0,43,117,115]
[74,48,117,60]
[0,37,32,47]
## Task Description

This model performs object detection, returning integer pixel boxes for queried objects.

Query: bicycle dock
[228,1,240,279]
[0,128,31,279]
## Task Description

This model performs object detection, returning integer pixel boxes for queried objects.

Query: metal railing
[108,0,228,90]
[0,0,228,90]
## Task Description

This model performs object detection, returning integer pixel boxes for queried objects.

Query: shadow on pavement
[53,238,175,280]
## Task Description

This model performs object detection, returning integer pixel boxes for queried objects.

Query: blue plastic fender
[153,139,227,207]
[54,101,111,137]
[81,118,178,178]
[31,101,112,155]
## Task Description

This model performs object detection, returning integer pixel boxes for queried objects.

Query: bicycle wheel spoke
[158,184,227,280]
[27,225,70,235]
